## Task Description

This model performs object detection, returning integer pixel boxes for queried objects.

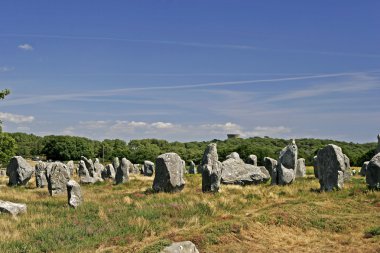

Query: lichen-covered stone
[264,157,278,185]
[366,153,380,190]
[295,158,306,178]
[47,162,70,196]
[67,180,83,208]
[35,161,48,188]
[200,143,222,192]
[153,153,185,192]
[143,161,154,176]
[6,156,34,186]
[115,158,131,184]
[317,144,345,191]
[0,200,27,216]
[276,140,298,185]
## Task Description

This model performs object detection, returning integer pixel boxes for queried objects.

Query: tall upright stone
[103,164,116,179]
[317,144,345,191]
[313,155,319,179]
[47,162,70,196]
[377,134,380,153]
[366,153,380,190]
[153,153,185,192]
[248,155,258,166]
[360,161,369,177]
[6,156,34,186]
[94,158,105,178]
[67,180,83,208]
[264,157,278,185]
[66,160,75,177]
[343,154,352,182]
[35,161,48,188]
[115,158,130,184]
[276,140,298,185]
[200,143,222,192]
[143,161,154,176]
[189,161,197,174]
[78,160,95,184]
[112,157,120,173]
[81,156,95,177]
[295,158,306,178]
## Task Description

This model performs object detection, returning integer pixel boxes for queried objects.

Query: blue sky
[0,1,379,143]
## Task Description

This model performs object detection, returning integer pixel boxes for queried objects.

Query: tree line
[1,132,377,167]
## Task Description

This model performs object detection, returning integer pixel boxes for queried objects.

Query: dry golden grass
[0,163,378,253]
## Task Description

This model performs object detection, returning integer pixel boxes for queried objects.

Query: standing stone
[0,200,27,216]
[103,164,116,179]
[317,144,345,191]
[112,157,120,173]
[360,161,369,177]
[313,155,319,179]
[366,153,380,190]
[153,153,185,192]
[6,156,34,186]
[66,160,75,177]
[35,161,48,188]
[377,134,380,153]
[264,157,278,185]
[94,158,105,177]
[131,164,140,174]
[81,156,95,177]
[78,160,95,184]
[189,161,197,174]
[221,152,269,185]
[295,158,306,178]
[248,155,258,166]
[67,180,83,208]
[276,140,298,185]
[115,158,130,184]
[161,241,199,253]
[343,154,352,182]
[181,159,187,174]
[200,143,222,192]
[143,161,154,176]
[47,162,71,196]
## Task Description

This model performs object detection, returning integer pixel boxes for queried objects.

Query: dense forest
[1,132,377,167]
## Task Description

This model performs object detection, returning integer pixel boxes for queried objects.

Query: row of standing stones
[1,136,380,252]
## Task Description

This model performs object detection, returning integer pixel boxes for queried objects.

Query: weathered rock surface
[115,158,131,184]
[143,161,154,176]
[112,157,120,173]
[264,157,278,185]
[78,160,95,184]
[94,158,105,177]
[6,156,34,186]
[47,162,71,196]
[317,144,345,191]
[377,134,380,153]
[200,143,222,192]
[295,158,306,178]
[103,164,116,179]
[360,161,369,177]
[0,200,27,216]
[67,180,83,208]
[67,160,75,177]
[313,155,319,179]
[161,241,199,253]
[189,161,197,174]
[35,161,48,188]
[343,154,352,182]
[130,164,140,174]
[248,155,258,166]
[221,153,269,185]
[276,140,298,185]
[153,153,185,192]
[226,152,240,159]
[81,156,95,177]
[366,153,380,190]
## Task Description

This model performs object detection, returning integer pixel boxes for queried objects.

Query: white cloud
[0,66,14,73]
[244,126,291,137]
[0,112,34,123]
[18,43,34,51]
[151,122,174,129]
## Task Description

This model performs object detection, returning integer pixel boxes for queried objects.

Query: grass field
[0,165,379,253]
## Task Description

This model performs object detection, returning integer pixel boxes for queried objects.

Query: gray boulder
[221,153,269,185]
[264,157,278,185]
[103,164,116,179]
[377,134,380,153]
[47,162,71,196]
[226,152,240,159]
[343,154,352,182]
[313,155,319,179]
[94,158,105,177]
[366,152,380,190]
[67,160,75,177]
[276,140,298,185]
[78,160,94,184]
[153,153,185,192]
[35,161,48,188]
[67,180,83,208]
[131,164,140,174]
[295,158,306,178]
[161,241,199,253]
[115,158,130,184]
[0,200,27,216]
[317,144,345,191]
[81,156,95,177]
[189,161,197,174]
[248,155,258,166]
[6,156,34,186]
[200,143,222,192]
[143,160,154,176]
[360,161,369,177]
[112,157,120,173]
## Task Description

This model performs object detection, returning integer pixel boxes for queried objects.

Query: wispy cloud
[0,66,14,73]
[2,71,366,107]
[18,43,34,51]
[2,33,380,58]
[0,112,34,123]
